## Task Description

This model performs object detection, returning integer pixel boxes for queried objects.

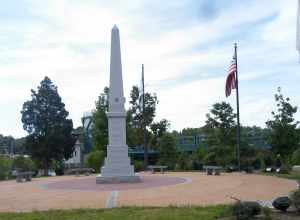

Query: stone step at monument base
[96,174,141,184]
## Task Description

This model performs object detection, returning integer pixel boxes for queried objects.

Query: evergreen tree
[21,76,75,175]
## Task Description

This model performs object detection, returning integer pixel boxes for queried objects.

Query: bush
[0,156,13,180]
[262,207,272,220]
[272,196,291,212]
[13,156,35,172]
[85,150,105,173]
[290,189,300,212]
[278,164,291,174]
[133,160,144,172]
[232,201,261,220]
[175,153,193,171]
[292,148,300,165]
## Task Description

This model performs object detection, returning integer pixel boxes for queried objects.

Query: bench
[203,166,222,176]
[148,165,168,174]
[14,171,34,183]
[65,168,94,176]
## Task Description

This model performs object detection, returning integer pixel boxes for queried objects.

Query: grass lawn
[0,206,230,220]
[260,171,300,183]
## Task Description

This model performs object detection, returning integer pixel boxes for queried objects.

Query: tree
[266,87,299,157]
[13,156,35,172]
[91,87,109,152]
[292,148,300,165]
[150,119,170,149]
[127,85,158,146]
[204,102,236,146]
[21,76,75,176]
[203,102,237,166]
[157,133,177,169]
[0,156,12,180]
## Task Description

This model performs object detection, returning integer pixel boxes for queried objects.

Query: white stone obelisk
[96,25,139,183]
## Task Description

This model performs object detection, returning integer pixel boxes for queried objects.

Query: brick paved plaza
[0,172,297,212]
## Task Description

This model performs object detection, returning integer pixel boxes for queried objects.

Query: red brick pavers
[0,172,297,212]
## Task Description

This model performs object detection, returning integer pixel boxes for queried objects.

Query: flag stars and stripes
[225,57,237,97]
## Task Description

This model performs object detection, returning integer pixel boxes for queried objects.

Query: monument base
[96,174,141,184]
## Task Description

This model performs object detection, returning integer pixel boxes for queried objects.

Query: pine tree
[21,76,75,175]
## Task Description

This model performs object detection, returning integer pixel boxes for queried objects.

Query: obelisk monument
[96,25,140,183]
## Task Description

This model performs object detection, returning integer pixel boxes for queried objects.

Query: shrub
[0,156,13,180]
[278,164,291,174]
[175,153,193,170]
[292,148,300,165]
[13,156,35,172]
[290,189,300,212]
[272,196,291,212]
[232,201,261,220]
[262,207,272,220]
[133,160,144,172]
[85,150,104,173]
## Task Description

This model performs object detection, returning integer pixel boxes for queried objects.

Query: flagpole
[142,64,148,168]
[234,43,241,172]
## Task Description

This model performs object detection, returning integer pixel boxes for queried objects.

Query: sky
[0,0,300,138]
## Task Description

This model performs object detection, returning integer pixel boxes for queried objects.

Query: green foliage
[191,146,207,168]
[292,148,300,165]
[204,102,236,147]
[262,207,272,220]
[13,156,35,172]
[290,189,300,212]
[203,102,237,167]
[132,160,144,172]
[266,87,299,157]
[85,150,104,173]
[21,77,76,175]
[180,127,203,136]
[127,86,158,147]
[157,133,177,169]
[232,201,261,220]
[0,135,14,154]
[204,145,235,167]
[150,119,170,149]
[175,153,193,170]
[91,87,109,152]
[0,156,12,180]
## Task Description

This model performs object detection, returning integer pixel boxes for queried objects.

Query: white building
[65,140,82,167]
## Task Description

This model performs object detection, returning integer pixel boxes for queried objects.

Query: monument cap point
[112,24,119,30]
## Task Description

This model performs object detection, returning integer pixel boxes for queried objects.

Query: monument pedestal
[97,144,140,184]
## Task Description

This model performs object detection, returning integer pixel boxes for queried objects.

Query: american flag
[225,55,237,97]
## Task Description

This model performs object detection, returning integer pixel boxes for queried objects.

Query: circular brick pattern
[44,175,188,191]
